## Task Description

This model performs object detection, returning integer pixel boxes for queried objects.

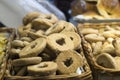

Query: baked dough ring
[61,32,81,50]
[28,61,58,76]
[56,50,83,74]
[45,20,67,35]
[20,37,33,42]
[12,40,24,48]
[27,31,47,40]
[45,20,76,35]
[19,38,46,58]
[41,14,58,24]
[18,24,32,37]
[32,18,53,31]
[47,33,74,53]
[96,53,117,69]
[12,57,42,67]
[23,12,45,25]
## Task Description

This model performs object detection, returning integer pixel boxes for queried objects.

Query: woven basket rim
[0,27,15,80]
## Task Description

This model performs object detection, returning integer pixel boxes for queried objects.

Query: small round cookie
[23,12,44,25]
[19,38,46,58]
[61,32,81,50]
[12,40,24,48]
[47,33,74,53]
[28,61,58,76]
[32,18,53,31]
[96,53,117,69]
[85,34,105,42]
[81,28,98,35]
[56,50,83,74]
[102,31,117,38]
[12,57,42,67]
[101,42,115,55]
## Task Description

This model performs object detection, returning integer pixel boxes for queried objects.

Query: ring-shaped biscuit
[12,57,42,67]
[12,40,24,48]
[45,21,76,35]
[32,18,53,31]
[28,61,57,76]
[23,12,45,25]
[61,32,81,50]
[19,38,46,58]
[56,50,83,74]
[42,14,58,24]
[18,24,32,37]
[47,33,74,53]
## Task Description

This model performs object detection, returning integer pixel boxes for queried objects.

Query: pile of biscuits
[80,24,120,70]
[9,12,84,76]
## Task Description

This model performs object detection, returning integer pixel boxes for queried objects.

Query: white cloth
[0,0,65,28]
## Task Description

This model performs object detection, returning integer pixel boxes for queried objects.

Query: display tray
[77,20,120,80]
[0,28,15,80]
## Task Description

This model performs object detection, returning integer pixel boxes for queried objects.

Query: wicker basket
[4,31,92,80]
[0,28,15,80]
[77,21,120,80]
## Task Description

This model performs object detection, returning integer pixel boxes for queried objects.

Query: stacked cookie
[80,24,120,70]
[10,12,84,76]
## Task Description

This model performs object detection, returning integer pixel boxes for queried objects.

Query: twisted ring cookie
[47,33,74,53]
[56,50,83,74]
[32,18,53,31]
[20,37,33,42]
[23,12,45,25]
[61,32,81,50]
[27,31,47,40]
[45,20,76,35]
[12,57,42,67]
[19,38,46,58]
[18,23,32,37]
[96,53,117,69]
[12,40,24,48]
[38,14,58,24]
[28,61,58,76]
